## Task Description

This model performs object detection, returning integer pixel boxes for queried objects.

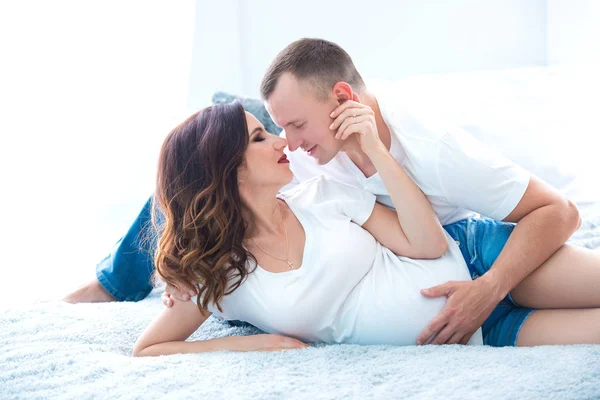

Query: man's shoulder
[368,78,451,144]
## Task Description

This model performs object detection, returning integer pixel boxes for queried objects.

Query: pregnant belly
[339,246,483,346]
[350,286,448,345]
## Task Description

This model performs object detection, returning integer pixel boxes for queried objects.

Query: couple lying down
[132,91,600,356]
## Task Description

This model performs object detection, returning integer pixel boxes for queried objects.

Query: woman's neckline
[249,193,312,277]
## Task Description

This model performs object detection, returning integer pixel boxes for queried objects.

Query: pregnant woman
[133,102,600,356]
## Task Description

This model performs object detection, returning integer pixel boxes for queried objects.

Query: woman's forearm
[132,334,308,357]
[134,337,246,357]
[368,146,447,254]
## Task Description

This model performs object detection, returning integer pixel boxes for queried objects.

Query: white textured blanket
[2,215,599,400]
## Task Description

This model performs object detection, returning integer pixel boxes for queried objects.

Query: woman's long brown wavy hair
[151,102,256,314]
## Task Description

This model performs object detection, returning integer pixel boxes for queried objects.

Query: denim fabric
[96,197,159,301]
[444,217,535,347]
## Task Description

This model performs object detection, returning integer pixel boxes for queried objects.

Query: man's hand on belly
[416,279,498,345]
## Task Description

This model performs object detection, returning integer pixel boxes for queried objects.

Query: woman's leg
[509,244,600,309]
[516,308,600,346]
[63,196,158,303]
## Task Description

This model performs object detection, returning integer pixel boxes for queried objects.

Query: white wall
[189,0,547,106]
[546,0,600,64]
[187,1,244,108]
[0,1,196,303]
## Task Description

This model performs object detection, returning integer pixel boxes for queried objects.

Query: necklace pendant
[286,261,295,269]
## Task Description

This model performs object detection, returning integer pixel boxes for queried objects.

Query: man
[65,38,581,345]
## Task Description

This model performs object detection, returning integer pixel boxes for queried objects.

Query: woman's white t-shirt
[195,176,483,346]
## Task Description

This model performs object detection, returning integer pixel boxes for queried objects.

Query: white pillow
[370,65,599,207]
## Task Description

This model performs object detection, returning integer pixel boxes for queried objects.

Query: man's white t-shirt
[283,80,531,226]
[196,176,483,346]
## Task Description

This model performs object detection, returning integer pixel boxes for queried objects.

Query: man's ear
[332,82,354,104]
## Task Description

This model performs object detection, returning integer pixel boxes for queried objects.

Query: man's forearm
[480,202,580,301]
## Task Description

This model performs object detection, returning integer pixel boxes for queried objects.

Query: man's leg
[445,216,600,346]
[508,243,600,309]
[452,216,600,309]
[516,308,600,346]
[63,196,159,303]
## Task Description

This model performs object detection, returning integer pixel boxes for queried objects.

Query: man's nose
[285,133,302,152]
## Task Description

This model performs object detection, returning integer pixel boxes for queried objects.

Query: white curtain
[0,1,196,305]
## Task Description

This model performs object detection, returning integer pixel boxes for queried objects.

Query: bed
[2,65,599,400]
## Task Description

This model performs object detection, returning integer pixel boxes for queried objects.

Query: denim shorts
[444,217,536,347]
[96,197,157,302]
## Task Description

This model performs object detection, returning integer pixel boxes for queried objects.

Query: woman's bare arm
[362,149,448,259]
[331,99,448,259]
[132,297,308,357]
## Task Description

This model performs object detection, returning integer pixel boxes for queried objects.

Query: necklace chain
[249,201,295,269]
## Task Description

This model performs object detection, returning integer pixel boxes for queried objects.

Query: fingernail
[330,111,335,117]
[416,340,423,345]
[329,124,333,129]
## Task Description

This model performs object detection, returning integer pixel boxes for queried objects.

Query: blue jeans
[96,198,534,346]
[444,217,535,347]
[96,197,158,302]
